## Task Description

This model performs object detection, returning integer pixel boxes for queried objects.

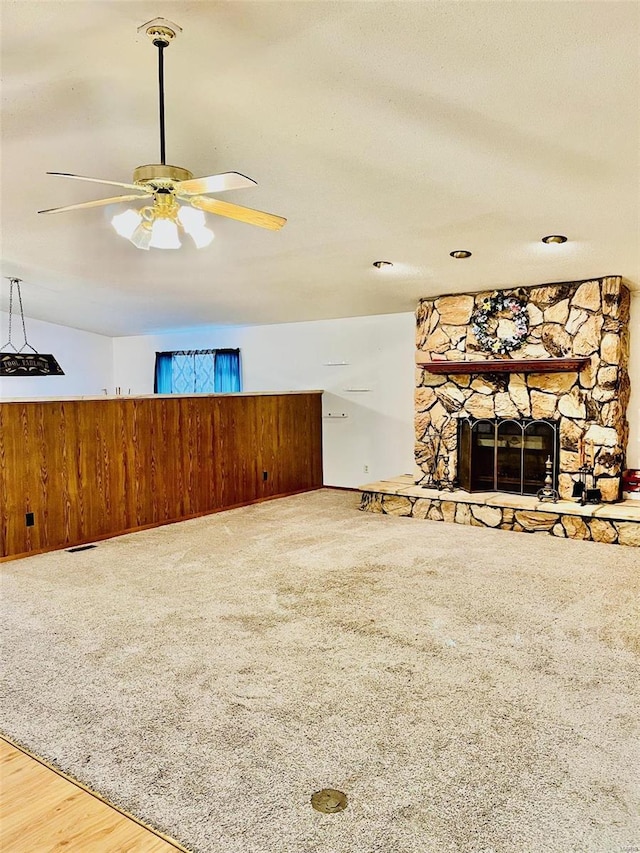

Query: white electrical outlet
[363,464,369,474]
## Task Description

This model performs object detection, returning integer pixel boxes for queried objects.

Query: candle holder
[438,455,455,492]
[537,455,559,503]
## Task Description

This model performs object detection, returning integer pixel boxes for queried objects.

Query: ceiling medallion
[311,789,348,814]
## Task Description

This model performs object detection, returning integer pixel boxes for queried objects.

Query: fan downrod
[137,18,182,166]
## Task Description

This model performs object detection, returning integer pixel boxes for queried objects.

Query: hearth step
[359,476,640,547]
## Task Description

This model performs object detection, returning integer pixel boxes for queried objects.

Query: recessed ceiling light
[541,235,567,244]
[449,250,472,259]
[372,260,393,269]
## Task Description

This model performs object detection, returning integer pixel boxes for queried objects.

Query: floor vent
[66,544,98,553]
[311,789,348,814]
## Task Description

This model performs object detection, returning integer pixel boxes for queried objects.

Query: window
[154,349,241,394]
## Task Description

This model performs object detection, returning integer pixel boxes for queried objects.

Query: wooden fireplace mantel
[415,355,590,374]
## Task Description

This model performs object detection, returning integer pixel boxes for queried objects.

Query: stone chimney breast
[415,277,630,501]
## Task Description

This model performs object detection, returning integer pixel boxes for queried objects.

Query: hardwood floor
[0,737,188,852]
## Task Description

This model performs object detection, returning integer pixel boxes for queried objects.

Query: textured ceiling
[1,1,639,336]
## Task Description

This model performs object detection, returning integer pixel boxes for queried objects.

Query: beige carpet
[1,489,639,853]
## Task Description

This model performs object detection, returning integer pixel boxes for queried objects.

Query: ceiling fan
[38,19,286,250]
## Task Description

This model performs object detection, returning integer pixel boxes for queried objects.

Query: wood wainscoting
[0,392,323,560]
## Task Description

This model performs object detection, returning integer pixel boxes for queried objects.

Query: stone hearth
[415,276,631,502]
[359,475,640,547]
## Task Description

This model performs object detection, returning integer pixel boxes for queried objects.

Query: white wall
[112,313,416,487]
[0,311,114,399]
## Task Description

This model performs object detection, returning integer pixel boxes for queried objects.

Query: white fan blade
[47,172,147,192]
[38,194,152,214]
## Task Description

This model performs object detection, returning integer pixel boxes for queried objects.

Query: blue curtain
[154,352,173,393]
[214,349,242,393]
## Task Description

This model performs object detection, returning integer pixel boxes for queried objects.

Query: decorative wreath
[471,291,529,355]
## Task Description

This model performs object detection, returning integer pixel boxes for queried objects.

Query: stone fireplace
[415,276,631,502]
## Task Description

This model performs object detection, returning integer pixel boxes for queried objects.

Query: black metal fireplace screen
[457,417,559,495]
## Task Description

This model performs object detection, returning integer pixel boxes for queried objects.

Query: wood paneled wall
[0,393,323,560]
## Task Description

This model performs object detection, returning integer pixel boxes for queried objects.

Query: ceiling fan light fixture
[150,217,181,249]
[40,19,286,241]
[111,208,142,239]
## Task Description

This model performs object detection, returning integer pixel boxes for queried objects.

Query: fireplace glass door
[496,420,524,493]
[470,420,496,492]
[458,418,557,495]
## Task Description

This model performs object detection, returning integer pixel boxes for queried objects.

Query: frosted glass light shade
[112,209,142,238]
[178,205,207,232]
[189,227,215,248]
[130,221,152,250]
[150,218,181,249]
